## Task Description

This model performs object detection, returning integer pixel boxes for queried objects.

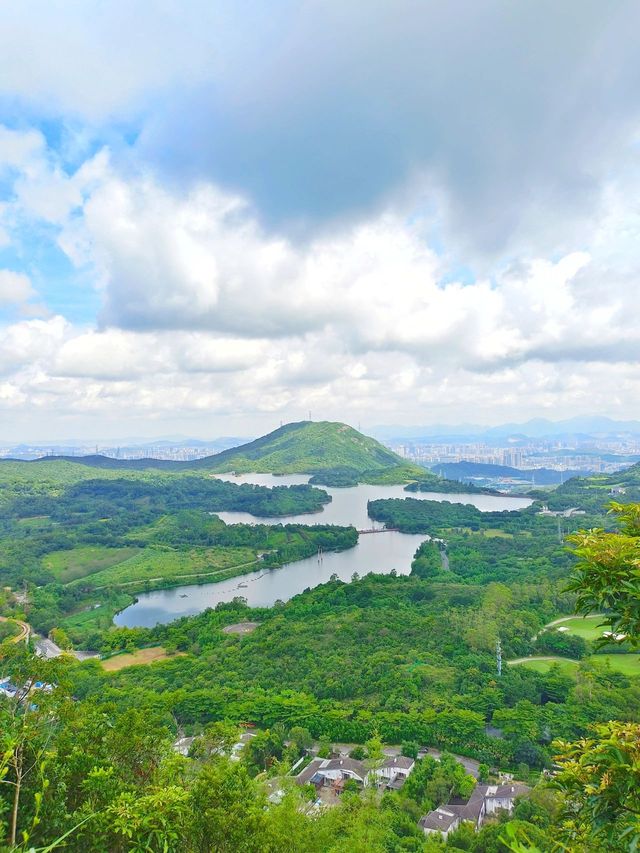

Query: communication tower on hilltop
[496,638,502,677]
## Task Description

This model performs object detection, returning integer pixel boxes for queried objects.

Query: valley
[2,421,640,851]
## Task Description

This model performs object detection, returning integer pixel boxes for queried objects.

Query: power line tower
[496,638,502,677]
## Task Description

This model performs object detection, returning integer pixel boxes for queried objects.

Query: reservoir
[115,476,532,627]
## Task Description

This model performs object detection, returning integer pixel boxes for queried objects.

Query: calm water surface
[115,475,532,627]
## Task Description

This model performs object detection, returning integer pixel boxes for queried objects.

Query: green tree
[0,645,70,849]
[567,501,640,642]
[552,722,640,851]
[189,720,239,760]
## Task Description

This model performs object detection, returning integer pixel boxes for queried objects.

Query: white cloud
[0,270,35,305]
[1,124,640,437]
[0,126,44,169]
[0,2,224,120]
[58,166,639,376]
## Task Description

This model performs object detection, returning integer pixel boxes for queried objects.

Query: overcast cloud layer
[0,1,639,440]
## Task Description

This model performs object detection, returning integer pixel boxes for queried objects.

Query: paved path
[423,747,480,778]
[545,614,603,628]
[508,655,579,665]
[34,636,99,660]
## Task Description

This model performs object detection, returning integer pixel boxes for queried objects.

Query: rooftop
[448,785,489,822]
[419,808,459,832]
[381,755,415,771]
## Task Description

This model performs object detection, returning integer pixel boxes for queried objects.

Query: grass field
[67,546,258,589]
[101,646,185,671]
[546,614,608,641]
[509,654,640,677]
[508,657,580,676]
[43,546,143,583]
[591,654,640,676]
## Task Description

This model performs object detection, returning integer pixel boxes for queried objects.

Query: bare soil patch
[222,621,260,635]
[101,646,185,671]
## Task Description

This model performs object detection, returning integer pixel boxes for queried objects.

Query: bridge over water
[357,527,399,534]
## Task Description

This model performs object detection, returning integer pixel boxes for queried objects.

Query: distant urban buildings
[389,437,639,475]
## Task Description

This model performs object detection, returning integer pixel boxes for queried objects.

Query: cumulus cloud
[0,126,44,169]
[0,270,34,305]
[58,166,640,373]
[1,3,640,258]
[0,4,639,437]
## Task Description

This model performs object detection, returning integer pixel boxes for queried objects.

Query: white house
[420,782,530,838]
[296,755,415,790]
[419,808,460,839]
[296,757,368,788]
[372,755,415,789]
[484,783,530,815]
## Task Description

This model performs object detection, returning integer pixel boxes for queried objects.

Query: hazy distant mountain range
[4,416,640,461]
[371,416,640,442]
[428,461,592,486]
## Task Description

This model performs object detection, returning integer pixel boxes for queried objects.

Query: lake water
[115,475,532,627]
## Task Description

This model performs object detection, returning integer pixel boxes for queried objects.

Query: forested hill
[15,422,428,485]
[192,421,424,483]
[431,460,589,486]
[533,460,640,511]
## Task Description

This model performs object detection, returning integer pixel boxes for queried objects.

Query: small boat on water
[179,594,188,598]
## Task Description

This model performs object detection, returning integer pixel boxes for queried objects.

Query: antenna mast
[496,638,502,677]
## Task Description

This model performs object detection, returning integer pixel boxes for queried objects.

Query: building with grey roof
[296,754,415,791]
[419,781,530,838]
[419,808,460,839]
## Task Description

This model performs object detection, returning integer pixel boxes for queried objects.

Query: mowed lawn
[510,654,640,677]
[67,546,258,588]
[101,646,185,671]
[43,546,143,583]
[547,614,609,641]
[509,657,579,676]
[592,654,640,676]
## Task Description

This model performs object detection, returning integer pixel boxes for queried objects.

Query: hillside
[535,460,640,512]
[18,421,432,485]
[431,460,590,486]
[192,421,424,482]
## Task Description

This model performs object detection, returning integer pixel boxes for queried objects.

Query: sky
[0,0,640,441]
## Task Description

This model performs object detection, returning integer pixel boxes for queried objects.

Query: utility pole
[496,638,502,677]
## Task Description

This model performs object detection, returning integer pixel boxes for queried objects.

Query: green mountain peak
[193,420,423,483]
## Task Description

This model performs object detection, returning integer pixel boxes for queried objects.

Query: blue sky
[0,1,639,440]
